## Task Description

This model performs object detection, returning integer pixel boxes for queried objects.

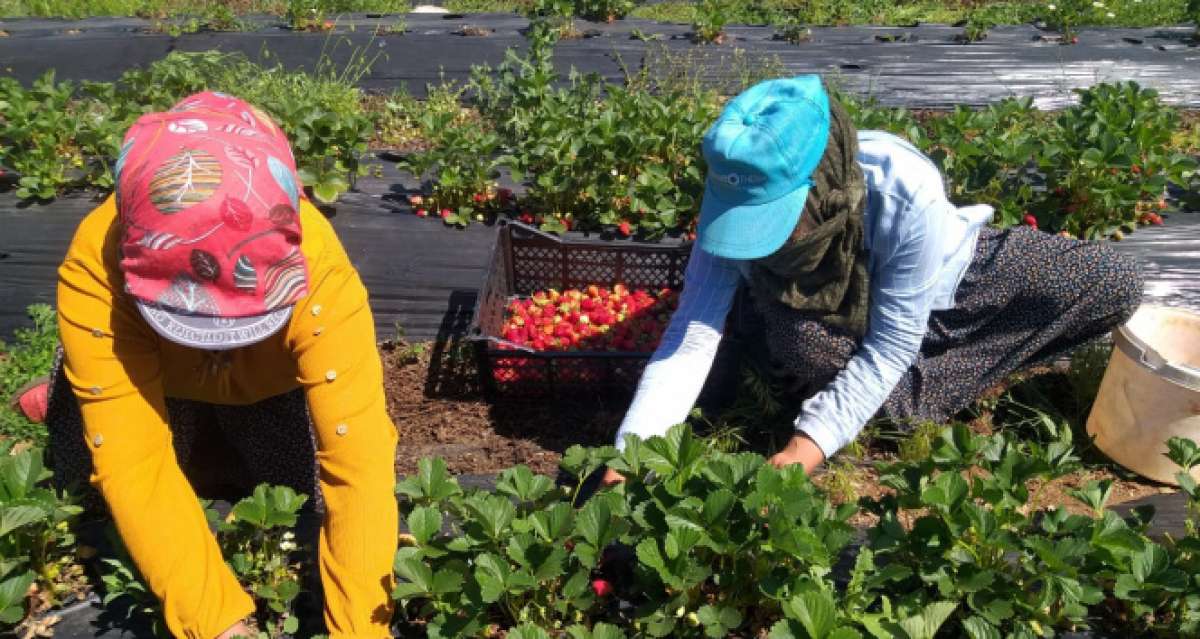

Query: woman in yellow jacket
[24,92,398,638]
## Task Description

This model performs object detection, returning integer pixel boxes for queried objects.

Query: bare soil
[382,340,1172,522]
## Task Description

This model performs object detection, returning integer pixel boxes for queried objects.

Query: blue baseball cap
[698,76,831,260]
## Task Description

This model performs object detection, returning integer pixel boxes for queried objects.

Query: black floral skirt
[44,347,322,511]
[753,226,1145,424]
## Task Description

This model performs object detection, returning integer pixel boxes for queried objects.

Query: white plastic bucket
[1087,306,1200,485]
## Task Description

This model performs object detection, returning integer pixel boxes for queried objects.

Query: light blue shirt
[615,131,994,457]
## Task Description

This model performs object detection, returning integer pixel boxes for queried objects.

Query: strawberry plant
[89,487,308,638]
[524,0,581,39]
[220,485,310,638]
[393,456,601,635]
[862,423,1108,637]
[691,0,729,44]
[1038,82,1197,239]
[0,558,34,632]
[1043,0,1111,43]
[575,0,637,22]
[99,528,172,639]
[396,105,503,227]
[467,34,716,237]
[0,73,88,201]
[922,97,1045,229]
[0,442,85,634]
[0,50,376,205]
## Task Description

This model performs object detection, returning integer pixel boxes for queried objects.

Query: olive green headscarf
[747,91,871,337]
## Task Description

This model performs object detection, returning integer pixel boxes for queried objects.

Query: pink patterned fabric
[116,92,309,318]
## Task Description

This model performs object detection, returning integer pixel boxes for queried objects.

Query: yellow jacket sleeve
[57,205,255,639]
[285,211,399,638]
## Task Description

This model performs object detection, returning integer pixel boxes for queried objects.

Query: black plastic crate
[467,222,693,400]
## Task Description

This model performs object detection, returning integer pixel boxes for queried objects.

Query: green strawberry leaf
[407,506,443,546]
[497,464,554,504]
[396,457,462,503]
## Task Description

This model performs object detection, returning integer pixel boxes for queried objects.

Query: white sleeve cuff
[795,413,845,461]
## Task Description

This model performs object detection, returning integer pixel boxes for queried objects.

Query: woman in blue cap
[604,75,1143,479]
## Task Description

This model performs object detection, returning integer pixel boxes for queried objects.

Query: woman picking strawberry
[604,76,1143,481]
[13,93,398,638]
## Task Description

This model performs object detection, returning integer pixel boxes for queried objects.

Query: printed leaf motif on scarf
[114,137,136,211]
[136,229,183,251]
[170,97,205,112]
[148,149,223,214]
[262,249,306,310]
[114,138,135,182]
[268,155,299,210]
[190,249,221,282]
[269,204,296,227]
[216,122,266,140]
[167,119,209,135]
[233,255,258,293]
[225,145,260,171]
[221,196,255,232]
[248,105,281,136]
[158,274,220,315]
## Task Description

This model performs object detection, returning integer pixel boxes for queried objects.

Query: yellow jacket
[57,196,398,639]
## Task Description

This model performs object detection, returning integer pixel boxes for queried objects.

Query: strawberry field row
[2,22,1198,243]
[5,420,1200,637]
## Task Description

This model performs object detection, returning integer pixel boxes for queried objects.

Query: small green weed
[897,420,942,462]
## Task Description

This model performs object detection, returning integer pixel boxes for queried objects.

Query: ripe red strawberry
[1023,213,1038,229]
[591,579,613,598]
[473,193,486,204]
[440,208,452,219]
[618,220,632,236]
[415,208,428,217]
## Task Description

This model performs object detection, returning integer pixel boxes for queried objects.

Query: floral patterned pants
[755,226,1145,424]
[44,347,322,511]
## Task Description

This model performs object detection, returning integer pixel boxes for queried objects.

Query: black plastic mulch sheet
[0,13,1197,106]
[2,158,1197,342]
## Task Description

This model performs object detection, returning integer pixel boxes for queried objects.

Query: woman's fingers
[600,467,626,487]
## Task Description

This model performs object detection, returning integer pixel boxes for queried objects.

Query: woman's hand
[600,467,625,487]
[767,433,826,473]
[217,621,257,639]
